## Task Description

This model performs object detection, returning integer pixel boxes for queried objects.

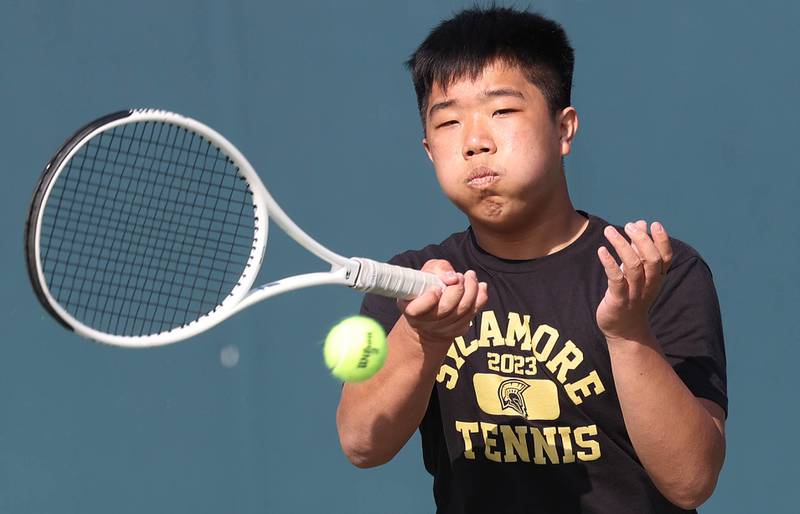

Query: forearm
[607,333,725,509]
[336,316,448,468]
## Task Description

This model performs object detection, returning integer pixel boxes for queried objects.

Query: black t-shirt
[360,211,727,514]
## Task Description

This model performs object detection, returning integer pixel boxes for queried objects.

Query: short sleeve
[360,290,401,336]
[649,256,728,416]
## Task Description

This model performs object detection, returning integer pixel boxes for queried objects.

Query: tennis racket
[25,109,442,348]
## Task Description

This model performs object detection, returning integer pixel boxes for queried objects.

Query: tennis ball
[324,316,387,382]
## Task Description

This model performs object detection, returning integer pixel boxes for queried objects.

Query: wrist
[604,329,660,354]
[397,316,453,355]
[601,320,655,345]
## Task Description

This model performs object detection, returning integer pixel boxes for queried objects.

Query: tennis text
[454,421,602,464]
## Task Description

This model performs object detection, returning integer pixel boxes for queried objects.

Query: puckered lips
[466,166,501,189]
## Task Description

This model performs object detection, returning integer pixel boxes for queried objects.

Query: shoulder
[588,212,710,273]
[665,233,707,271]
[387,229,471,269]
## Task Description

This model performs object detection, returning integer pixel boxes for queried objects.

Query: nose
[462,119,496,159]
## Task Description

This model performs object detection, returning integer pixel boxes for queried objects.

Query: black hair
[406,6,574,128]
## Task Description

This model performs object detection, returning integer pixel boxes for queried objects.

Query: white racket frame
[31,109,442,348]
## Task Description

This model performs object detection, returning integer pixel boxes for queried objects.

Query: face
[422,61,578,232]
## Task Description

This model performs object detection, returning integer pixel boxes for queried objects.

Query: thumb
[420,259,458,286]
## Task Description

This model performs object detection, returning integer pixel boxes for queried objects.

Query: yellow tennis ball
[324,316,387,382]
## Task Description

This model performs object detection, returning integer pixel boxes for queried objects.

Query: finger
[624,222,663,289]
[399,287,442,318]
[651,222,674,275]
[597,246,628,299]
[437,313,477,338]
[439,270,484,328]
[628,220,648,258]
[475,281,489,313]
[453,270,479,319]
[436,277,488,338]
[603,225,643,298]
[420,259,459,286]
[436,272,466,318]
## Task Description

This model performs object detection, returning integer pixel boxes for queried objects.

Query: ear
[422,137,434,162]
[558,107,579,157]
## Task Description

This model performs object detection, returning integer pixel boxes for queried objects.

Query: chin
[469,208,521,233]
[473,201,544,234]
[480,197,506,219]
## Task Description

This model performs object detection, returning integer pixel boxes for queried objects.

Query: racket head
[25,109,269,347]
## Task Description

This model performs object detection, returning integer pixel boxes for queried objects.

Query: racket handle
[351,258,444,300]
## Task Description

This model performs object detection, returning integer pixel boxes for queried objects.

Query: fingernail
[653,222,663,232]
[445,271,457,281]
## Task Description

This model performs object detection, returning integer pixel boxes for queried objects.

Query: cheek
[434,167,462,198]
[507,124,558,161]
[433,136,462,160]
[429,142,463,185]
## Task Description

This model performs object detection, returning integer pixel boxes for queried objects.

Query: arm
[336,261,488,468]
[606,332,725,509]
[597,220,726,509]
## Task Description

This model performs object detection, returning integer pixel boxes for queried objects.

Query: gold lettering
[500,424,530,463]
[557,426,576,464]
[455,421,480,460]
[531,324,559,362]
[564,370,606,405]
[479,311,505,347]
[574,424,601,461]
[525,356,537,376]
[546,340,584,383]
[447,343,465,369]
[506,312,532,349]
[531,426,560,464]
[455,336,480,357]
[487,352,500,372]
[480,422,502,462]
[436,364,458,389]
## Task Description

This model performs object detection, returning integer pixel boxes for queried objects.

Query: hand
[596,220,673,342]
[397,259,488,346]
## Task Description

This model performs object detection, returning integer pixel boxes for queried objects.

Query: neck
[469,192,588,261]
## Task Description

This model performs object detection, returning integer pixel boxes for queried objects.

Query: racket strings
[42,199,253,262]
[59,150,252,201]
[39,120,258,336]
[55,121,185,332]
[51,170,252,221]
[42,234,244,296]
[45,270,212,317]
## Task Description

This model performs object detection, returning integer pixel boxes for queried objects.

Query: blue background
[2,1,797,512]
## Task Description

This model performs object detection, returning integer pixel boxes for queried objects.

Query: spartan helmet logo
[498,379,530,417]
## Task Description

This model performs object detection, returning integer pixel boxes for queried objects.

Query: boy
[336,7,726,513]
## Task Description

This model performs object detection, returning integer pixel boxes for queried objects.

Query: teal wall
[2,1,797,512]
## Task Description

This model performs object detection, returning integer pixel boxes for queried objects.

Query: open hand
[596,220,673,342]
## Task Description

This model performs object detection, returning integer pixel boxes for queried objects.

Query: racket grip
[351,258,445,300]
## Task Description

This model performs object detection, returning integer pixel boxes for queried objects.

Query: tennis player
[336,7,726,513]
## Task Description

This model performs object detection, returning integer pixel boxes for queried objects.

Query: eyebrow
[427,88,526,118]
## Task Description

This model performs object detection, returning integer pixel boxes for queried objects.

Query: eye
[436,120,458,129]
[494,108,518,116]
